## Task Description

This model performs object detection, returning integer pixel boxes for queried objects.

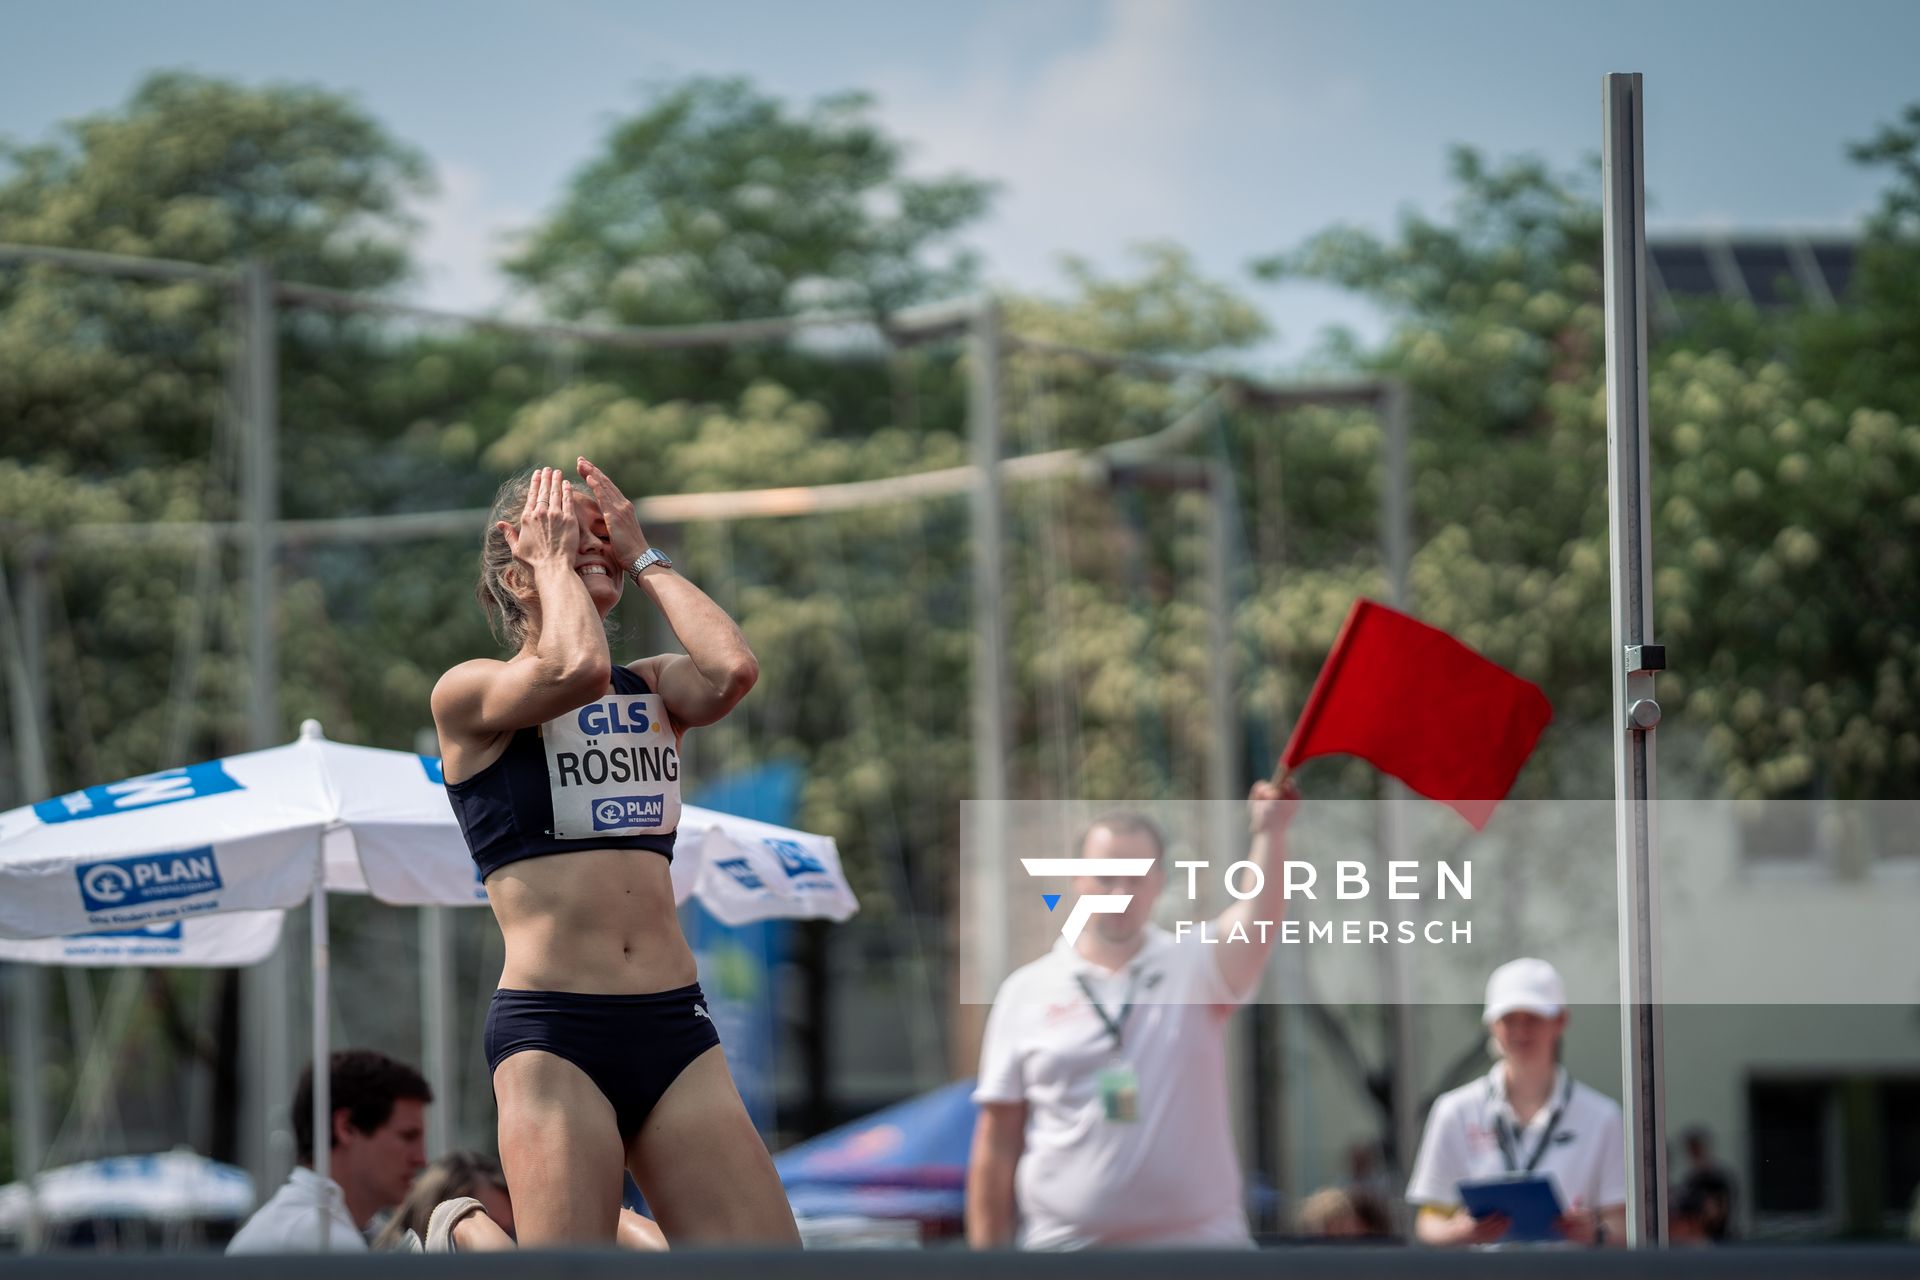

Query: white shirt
[1406,1064,1627,1215]
[225,1166,367,1254]
[973,924,1256,1251]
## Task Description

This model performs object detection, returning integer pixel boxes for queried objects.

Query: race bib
[540,693,682,840]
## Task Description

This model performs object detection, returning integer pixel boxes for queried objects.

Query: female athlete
[432,459,799,1247]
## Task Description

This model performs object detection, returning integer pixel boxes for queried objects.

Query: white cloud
[877,1,1224,285]
[406,160,532,313]
[394,2,1393,361]
[873,0,1385,360]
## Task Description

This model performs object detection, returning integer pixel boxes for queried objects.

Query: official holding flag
[966,788,1298,1250]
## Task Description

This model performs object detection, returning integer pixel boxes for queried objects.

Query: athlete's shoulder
[432,656,508,705]
[441,655,511,678]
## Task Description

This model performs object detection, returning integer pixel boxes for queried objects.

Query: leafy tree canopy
[505,76,994,325]
[1253,146,1920,801]
[0,70,429,288]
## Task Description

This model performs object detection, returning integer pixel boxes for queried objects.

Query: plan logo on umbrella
[76,847,223,912]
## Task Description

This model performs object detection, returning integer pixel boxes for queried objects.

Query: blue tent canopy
[776,1079,978,1220]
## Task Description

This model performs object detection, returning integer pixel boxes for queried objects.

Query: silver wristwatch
[626,547,672,584]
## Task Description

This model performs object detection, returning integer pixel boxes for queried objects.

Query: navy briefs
[484,984,721,1145]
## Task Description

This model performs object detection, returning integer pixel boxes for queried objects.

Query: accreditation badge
[1097,1063,1140,1123]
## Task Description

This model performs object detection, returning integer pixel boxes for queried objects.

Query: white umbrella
[0,912,284,967]
[677,806,859,925]
[0,1150,254,1231]
[0,748,331,941]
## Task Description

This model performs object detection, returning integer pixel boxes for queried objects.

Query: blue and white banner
[32,761,243,826]
[0,910,284,967]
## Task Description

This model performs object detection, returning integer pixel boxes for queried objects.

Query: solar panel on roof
[1650,236,1857,313]
[1732,245,1798,306]
[1811,245,1854,299]
[1651,245,1718,299]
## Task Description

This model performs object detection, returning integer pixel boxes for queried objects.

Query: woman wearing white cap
[1405,958,1627,1246]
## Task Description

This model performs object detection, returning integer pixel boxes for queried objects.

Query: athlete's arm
[433,468,611,740]
[1210,778,1300,999]
[626,568,758,730]
[965,1101,1026,1248]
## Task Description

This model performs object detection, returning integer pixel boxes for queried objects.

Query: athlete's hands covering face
[502,467,581,577]
[576,457,650,569]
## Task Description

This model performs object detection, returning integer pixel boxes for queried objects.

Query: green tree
[504,76,994,326]
[0,72,448,1171]
[1790,103,1920,422]
[1253,146,1920,803]
[0,71,431,470]
[999,244,1271,799]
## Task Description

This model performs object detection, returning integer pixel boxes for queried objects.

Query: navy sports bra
[444,664,681,880]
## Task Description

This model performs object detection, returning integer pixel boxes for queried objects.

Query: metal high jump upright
[967,296,1011,1005]
[1601,72,1668,1247]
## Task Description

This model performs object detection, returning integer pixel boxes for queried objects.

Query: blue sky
[6,0,1917,366]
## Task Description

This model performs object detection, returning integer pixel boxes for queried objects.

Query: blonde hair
[369,1151,507,1251]
[476,472,535,652]
[1294,1186,1361,1236]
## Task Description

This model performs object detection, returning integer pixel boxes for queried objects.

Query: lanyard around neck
[1491,1071,1573,1175]
[1074,967,1142,1052]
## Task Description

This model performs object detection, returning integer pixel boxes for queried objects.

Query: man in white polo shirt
[966,784,1297,1250]
[1405,958,1626,1247]
[227,1049,431,1253]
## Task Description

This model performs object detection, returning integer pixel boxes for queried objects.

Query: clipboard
[1457,1174,1565,1243]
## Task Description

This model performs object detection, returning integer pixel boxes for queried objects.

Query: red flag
[1280,600,1552,830]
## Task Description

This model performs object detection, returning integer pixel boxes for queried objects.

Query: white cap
[1482,957,1565,1025]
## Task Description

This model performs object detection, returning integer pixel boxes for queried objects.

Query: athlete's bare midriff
[440,670,696,995]
[485,847,697,994]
